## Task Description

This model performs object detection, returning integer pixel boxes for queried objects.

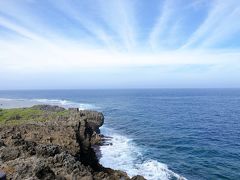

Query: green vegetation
[0,106,70,125]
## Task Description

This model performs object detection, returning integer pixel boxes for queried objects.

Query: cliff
[0,105,145,180]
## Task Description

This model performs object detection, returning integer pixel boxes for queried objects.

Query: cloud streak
[97,0,136,51]
[148,0,175,49]
[0,0,239,50]
[182,0,240,49]
[0,0,240,88]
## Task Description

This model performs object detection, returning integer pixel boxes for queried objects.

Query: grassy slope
[0,107,69,125]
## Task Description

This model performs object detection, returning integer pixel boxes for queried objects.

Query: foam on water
[0,98,97,110]
[31,98,97,110]
[100,127,186,180]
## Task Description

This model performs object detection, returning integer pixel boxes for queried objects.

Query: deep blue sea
[0,89,239,180]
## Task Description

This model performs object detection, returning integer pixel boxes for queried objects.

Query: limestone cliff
[0,105,145,180]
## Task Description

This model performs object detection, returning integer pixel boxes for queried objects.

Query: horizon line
[1,87,240,91]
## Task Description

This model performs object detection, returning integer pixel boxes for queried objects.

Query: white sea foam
[0,98,98,110]
[100,127,186,180]
[31,98,97,110]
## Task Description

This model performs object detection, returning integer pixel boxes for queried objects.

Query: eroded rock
[0,105,145,180]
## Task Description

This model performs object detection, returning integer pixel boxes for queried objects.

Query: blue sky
[0,0,240,89]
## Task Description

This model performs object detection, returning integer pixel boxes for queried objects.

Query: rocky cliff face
[0,105,145,180]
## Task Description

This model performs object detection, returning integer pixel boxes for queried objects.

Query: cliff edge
[0,105,145,180]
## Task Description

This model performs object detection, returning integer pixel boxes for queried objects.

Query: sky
[0,0,240,89]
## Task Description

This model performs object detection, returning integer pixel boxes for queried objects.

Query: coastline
[0,98,186,180]
[0,104,145,179]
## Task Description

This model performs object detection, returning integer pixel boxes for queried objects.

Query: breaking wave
[99,127,186,180]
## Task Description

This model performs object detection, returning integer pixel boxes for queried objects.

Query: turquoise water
[0,89,239,179]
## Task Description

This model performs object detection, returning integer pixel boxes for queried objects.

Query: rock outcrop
[0,105,145,180]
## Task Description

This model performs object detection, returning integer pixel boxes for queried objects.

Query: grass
[0,107,70,125]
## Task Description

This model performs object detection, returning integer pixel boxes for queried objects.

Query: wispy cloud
[0,0,240,88]
[97,0,136,51]
[0,1,56,39]
[181,0,240,49]
[50,0,115,49]
[148,0,175,49]
[147,0,208,50]
[1,0,239,51]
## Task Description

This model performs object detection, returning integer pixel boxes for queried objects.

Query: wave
[99,127,186,180]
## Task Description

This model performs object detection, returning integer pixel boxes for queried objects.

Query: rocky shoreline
[0,105,145,180]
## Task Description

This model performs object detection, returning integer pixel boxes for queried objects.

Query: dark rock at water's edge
[0,105,145,180]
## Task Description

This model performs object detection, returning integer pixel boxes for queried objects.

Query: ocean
[0,89,239,180]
